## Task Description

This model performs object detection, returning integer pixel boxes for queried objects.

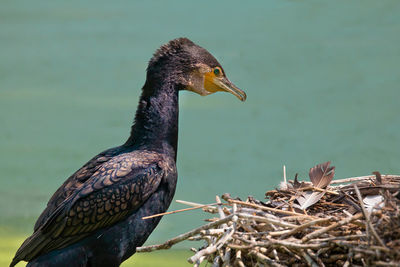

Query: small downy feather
[295,162,335,210]
[363,195,384,212]
[296,191,325,210]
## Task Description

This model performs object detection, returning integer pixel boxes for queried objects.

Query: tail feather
[10,231,51,267]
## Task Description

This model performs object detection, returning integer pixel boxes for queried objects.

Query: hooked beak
[210,77,247,102]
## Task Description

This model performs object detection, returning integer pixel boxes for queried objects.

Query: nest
[137,163,400,267]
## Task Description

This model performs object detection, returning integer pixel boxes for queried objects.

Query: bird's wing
[12,151,169,265]
[34,146,123,231]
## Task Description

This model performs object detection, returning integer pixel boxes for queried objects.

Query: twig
[211,256,220,267]
[188,227,234,264]
[176,199,218,209]
[330,175,399,185]
[136,214,234,252]
[284,165,287,184]
[301,250,318,267]
[237,213,297,228]
[228,199,315,218]
[302,213,363,242]
[236,236,327,250]
[221,247,231,267]
[193,256,205,267]
[249,250,285,267]
[142,202,220,220]
[298,186,339,195]
[235,250,245,267]
[308,234,366,242]
[261,238,328,250]
[269,217,331,237]
[216,196,226,219]
[353,185,387,248]
[373,261,400,266]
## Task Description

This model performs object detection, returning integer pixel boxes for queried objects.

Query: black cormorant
[10,37,246,267]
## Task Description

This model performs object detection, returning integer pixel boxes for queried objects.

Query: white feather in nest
[363,195,384,212]
[295,191,325,210]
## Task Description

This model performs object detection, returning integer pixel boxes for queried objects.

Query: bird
[10,37,246,267]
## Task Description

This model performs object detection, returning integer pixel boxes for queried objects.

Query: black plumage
[11,38,246,267]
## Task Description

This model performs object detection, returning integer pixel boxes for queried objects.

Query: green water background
[1,1,399,266]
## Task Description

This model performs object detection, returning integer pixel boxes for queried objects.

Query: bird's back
[34,146,127,231]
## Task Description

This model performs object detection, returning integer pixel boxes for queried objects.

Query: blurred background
[1,0,399,266]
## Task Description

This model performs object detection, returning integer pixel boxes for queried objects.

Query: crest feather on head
[148,38,195,68]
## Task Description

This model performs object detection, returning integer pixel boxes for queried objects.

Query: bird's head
[147,38,246,102]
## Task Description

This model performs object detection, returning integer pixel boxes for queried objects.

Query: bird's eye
[213,67,222,76]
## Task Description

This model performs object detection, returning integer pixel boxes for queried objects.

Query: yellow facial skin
[204,67,224,93]
[203,67,246,102]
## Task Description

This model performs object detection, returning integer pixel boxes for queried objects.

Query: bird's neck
[124,77,180,159]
